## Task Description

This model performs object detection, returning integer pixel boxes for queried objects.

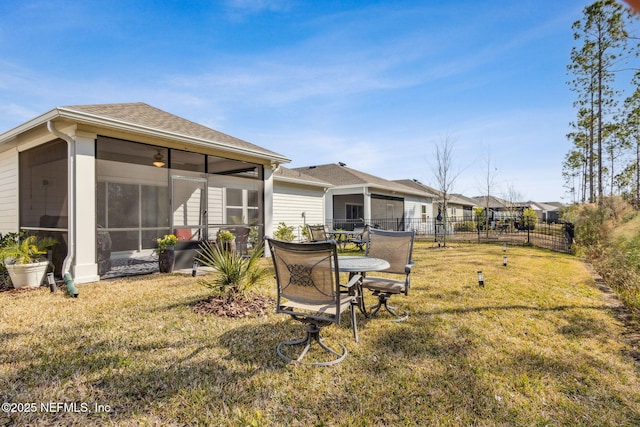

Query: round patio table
[337,256,390,317]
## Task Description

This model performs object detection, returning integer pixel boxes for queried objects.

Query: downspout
[46,121,76,281]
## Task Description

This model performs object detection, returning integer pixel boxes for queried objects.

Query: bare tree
[431,137,461,247]
[502,185,523,232]
[481,148,499,238]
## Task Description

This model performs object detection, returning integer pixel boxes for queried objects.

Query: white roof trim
[275,175,333,188]
[0,107,290,164]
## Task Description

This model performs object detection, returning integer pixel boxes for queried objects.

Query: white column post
[72,130,99,283]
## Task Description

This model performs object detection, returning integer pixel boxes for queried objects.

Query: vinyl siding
[273,182,325,241]
[0,150,18,233]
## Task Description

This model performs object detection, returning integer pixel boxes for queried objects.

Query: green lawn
[1,243,639,426]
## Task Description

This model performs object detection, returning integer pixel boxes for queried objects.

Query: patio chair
[348,225,369,251]
[361,229,415,321]
[266,238,361,366]
[232,226,251,255]
[306,224,328,242]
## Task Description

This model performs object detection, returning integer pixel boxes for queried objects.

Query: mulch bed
[193,293,273,318]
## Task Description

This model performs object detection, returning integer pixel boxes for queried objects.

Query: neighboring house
[292,163,432,233]
[394,179,478,222]
[0,103,289,284]
[447,194,478,221]
[395,179,477,235]
[472,195,520,223]
[272,166,332,241]
[472,196,564,225]
[529,201,563,223]
[393,178,439,234]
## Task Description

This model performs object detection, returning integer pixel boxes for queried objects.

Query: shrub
[196,241,267,300]
[474,207,486,230]
[566,197,640,319]
[0,233,57,265]
[454,221,477,232]
[274,222,295,242]
[522,208,538,230]
[154,234,178,254]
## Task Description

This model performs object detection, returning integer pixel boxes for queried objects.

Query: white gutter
[46,120,75,277]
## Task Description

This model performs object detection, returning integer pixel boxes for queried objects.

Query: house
[0,103,289,284]
[529,201,563,223]
[272,166,332,241]
[448,194,478,221]
[395,179,477,235]
[292,163,433,233]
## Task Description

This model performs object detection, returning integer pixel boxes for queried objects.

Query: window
[345,204,363,221]
[96,136,265,254]
[225,188,260,224]
[421,205,427,223]
[19,139,69,274]
[20,139,68,229]
[97,137,171,252]
[171,150,205,172]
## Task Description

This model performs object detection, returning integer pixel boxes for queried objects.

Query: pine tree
[566,0,632,204]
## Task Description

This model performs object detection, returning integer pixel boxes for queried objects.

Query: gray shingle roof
[61,102,286,160]
[292,163,422,195]
[274,166,332,187]
[393,179,441,198]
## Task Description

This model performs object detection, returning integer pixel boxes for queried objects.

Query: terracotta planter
[158,246,175,273]
[6,261,50,289]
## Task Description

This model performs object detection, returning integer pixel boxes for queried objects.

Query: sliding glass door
[171,176,207,242]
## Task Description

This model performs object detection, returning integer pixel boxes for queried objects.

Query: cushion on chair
[361,276,406,294]
[280,294,354,317]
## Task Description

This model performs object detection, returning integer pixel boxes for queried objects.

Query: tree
[567,0,632,204]
[431,137,460,247]
[563,148,585,204]
[522,208,538,230]
[481,148,499,237]
[566,107,595,202]
[621,70,640,205]
[502,185,524,231]
[473,207,486,232]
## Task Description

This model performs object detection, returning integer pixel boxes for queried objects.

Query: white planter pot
[6,261,49,289]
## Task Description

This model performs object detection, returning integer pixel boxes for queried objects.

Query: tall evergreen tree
[567,0,631,204]
[622,70,640,205]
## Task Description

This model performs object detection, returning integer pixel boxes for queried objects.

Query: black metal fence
[326,217,572,253]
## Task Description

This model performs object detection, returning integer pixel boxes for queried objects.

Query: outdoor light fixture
[477,270,484,287]
[192,260,199,277]
[503,255,508,266]
[47,272,56,292]
[153,150,165,167]
[503,243,507,252]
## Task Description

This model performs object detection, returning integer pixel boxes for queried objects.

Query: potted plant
[0,233,57,289]
[154,234,178,273]
[217,229,236,253]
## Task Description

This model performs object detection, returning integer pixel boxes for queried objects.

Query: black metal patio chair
[266,238,360,366]
[361,228,415,321]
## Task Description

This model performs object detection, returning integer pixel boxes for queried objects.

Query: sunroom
[0,103,288,284]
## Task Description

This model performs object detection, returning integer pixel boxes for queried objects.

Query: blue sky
[0,0,630,202]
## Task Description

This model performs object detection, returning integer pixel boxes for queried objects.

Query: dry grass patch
[1,243,640,426]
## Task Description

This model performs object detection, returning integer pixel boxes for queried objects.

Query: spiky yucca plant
[196,240,267,300]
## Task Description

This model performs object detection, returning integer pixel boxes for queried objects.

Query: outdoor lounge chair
[266,238,361,366]
[361,228,415,321]
[347,225,369,251]
[306,224,328,242]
